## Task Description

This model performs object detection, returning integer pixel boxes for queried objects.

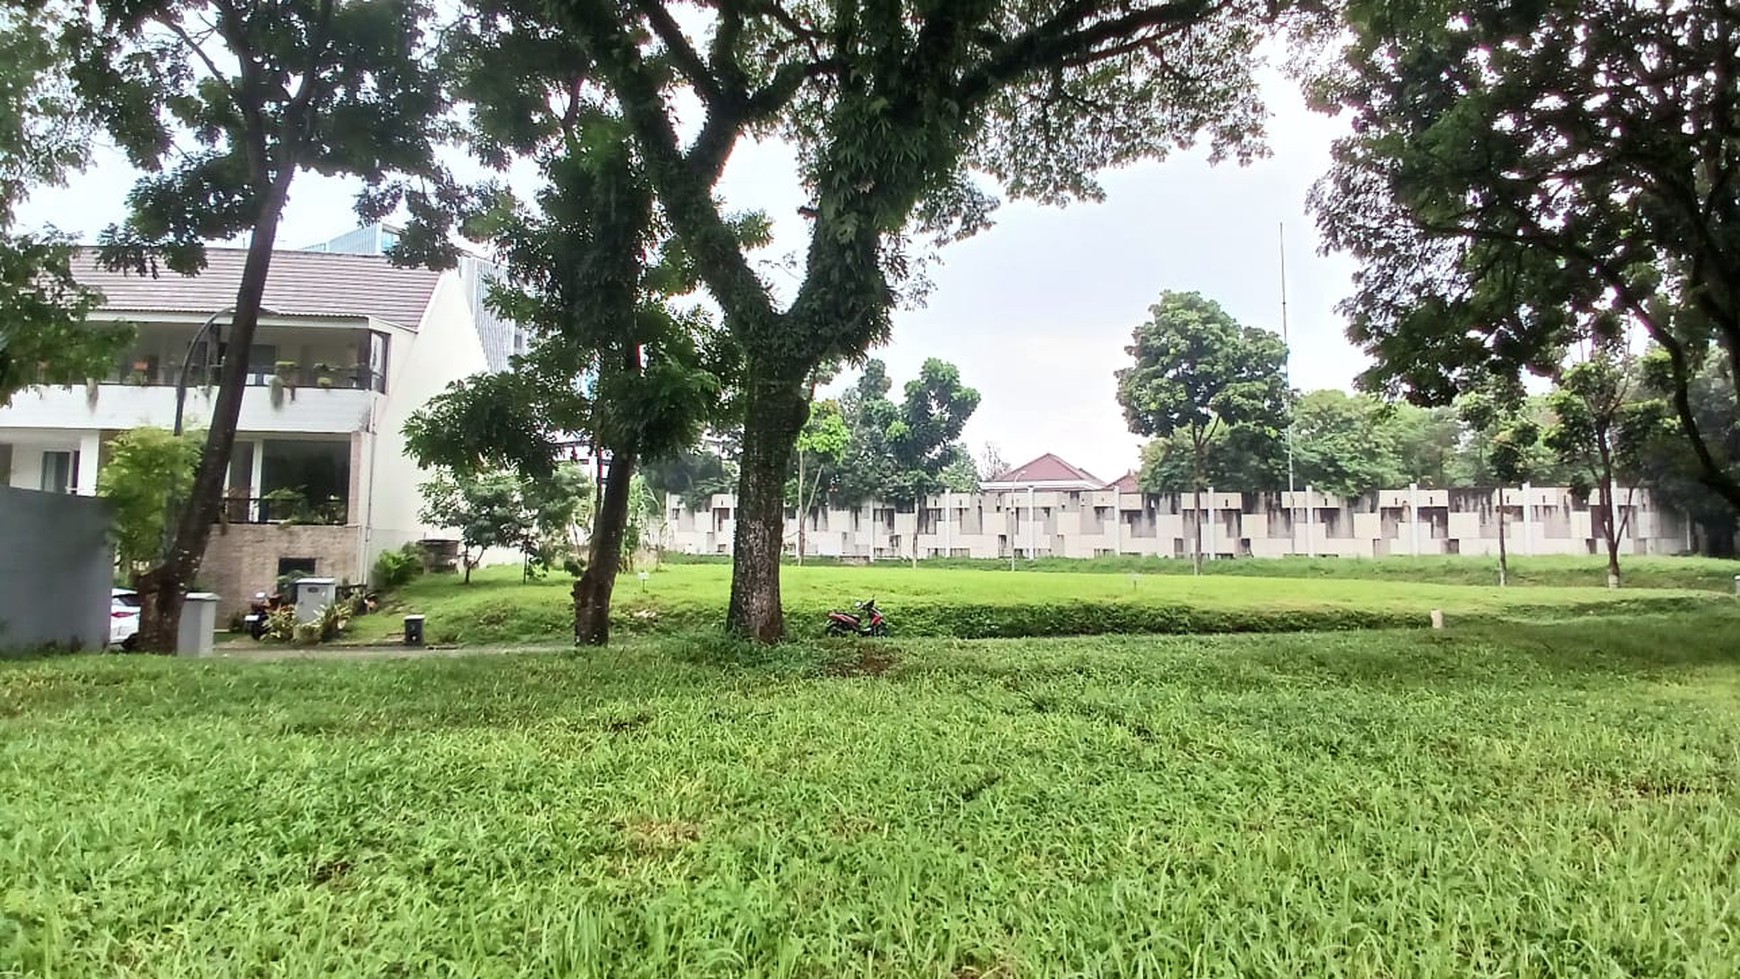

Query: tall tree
[1116,290,1289,572]
[554,0,1287,641]
[644,444,737,511]
[394,0,738,645]
[1136,425,1285,494]
[1621,348,1740,557]
[1457,375,1541,586]
[65,0,445,650]
[1544,345,1638,586]
[886,358,981,505]
[1387,403,1467,489]
[0,1,126,405]
[790,398,848,563]
[1313,0,1740,516]
[834,358,980,507]
[1291,390,1405,499]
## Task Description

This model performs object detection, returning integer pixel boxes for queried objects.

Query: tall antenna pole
[1280,222,1299,552]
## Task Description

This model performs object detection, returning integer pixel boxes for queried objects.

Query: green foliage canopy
[1117,291,1289,493]
[96,427,200,579]
[1312,0,1740,512]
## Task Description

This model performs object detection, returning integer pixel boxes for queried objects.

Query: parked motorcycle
[825,599,889,637]
[245,591,289,640]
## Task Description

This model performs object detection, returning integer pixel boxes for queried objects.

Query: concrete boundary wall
[661,485,1694,561]
[0,487,112,652]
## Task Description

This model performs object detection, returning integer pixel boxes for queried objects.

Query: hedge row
[614,595,1715,641]
[392,592,1715,646]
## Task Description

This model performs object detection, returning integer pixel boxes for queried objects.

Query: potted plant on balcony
[262,487,312,524]
[270,361,299,405]
[312,362,337,389]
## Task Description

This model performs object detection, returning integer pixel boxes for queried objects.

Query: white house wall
[365,273,495,569]
[661,485,1692,561]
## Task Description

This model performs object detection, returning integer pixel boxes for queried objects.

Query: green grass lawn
[352,559,1731,645]
[6,609,1740,976]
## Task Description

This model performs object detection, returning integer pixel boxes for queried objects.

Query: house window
[274,559,316,580]
[39,451,77,494]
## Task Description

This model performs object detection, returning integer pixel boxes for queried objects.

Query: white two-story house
[0,243,500,613]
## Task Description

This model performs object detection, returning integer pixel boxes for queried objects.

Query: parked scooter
[245,591,289,640]
[825,599,889,637]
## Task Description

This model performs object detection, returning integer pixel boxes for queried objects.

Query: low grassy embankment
[353,559,1730,646]
[6,609,1740,975]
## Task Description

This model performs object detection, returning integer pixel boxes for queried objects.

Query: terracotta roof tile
[992,453,1105,487]
[76,247,443,329]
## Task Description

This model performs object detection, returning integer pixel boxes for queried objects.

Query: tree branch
[634,0,725,105]
[562,0,777,329]
[957,0,1230,107]
[163,18,236,103]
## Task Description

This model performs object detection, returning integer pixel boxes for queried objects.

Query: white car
[110,589,141,650]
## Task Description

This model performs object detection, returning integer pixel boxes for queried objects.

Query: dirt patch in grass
[821,645,899,678]
[620,819,701,853]
[603,711,654,734]
[310,859,353,887]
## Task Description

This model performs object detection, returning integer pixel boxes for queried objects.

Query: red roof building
[984,452,1106,491]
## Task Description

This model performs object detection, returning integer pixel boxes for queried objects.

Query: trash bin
[293,577,337,625]
[178,592,219,657]
[404,614,426,647]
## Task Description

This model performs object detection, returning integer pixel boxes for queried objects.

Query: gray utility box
[293,577,338,624]
[178,592,219,657]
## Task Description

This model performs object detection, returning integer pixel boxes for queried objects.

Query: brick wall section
[201,525,361,616]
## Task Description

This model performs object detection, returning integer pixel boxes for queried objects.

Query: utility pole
[1280,222,1299,555]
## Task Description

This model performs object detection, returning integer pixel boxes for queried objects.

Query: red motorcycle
[826,599,889,637]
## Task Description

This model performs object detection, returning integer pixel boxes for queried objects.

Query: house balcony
[0,375,378,435]
[0,320,391,436]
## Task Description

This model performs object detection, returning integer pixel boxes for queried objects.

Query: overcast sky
[18,66,1361,483]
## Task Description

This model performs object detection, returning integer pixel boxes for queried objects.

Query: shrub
[373,544,425,591]
[264,607,296,642]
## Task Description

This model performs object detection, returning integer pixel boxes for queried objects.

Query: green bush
[264,607,296,642]
[372,544,425,591]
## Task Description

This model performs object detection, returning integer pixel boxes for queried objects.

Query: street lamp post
[173,306,238,437]
[164,304,276,551]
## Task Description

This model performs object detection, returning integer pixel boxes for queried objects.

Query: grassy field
[6,609,1740,976]
[350,559,1731,645]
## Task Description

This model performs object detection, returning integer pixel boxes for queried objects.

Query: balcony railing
[220,493,349,526]
[110,363,386,393]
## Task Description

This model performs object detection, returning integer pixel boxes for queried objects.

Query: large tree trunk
[136,189,289,652]
[574,445,638,646]
[727,374,809,643]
